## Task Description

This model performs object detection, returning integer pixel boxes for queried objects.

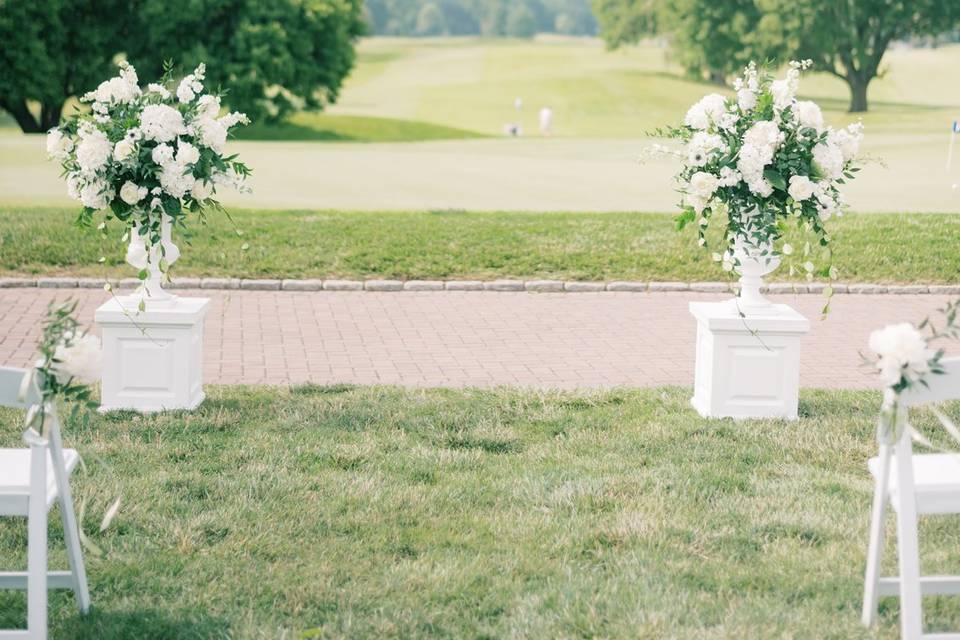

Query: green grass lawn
[0,385,958,638]
[235,113,486,143]
[2,207,960,284]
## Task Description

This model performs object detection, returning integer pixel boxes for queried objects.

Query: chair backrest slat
[0,366,41,409]
[900,357,960,408]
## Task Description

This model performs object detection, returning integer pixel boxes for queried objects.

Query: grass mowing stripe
[2,207,960,284]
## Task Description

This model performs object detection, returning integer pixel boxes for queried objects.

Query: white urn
[731,235,780,314]
[124,213,180,307]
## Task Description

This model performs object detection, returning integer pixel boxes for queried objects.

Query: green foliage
[0,0,365,131]
[767,0,960,112]
[124,0,366,124]
[593,0,960,110]
[0,0,128,132]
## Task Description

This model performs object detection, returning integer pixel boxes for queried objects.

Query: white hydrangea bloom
[45,128,73,159]
[812,142,844,180]
[684,94,727,130]
[140,104,186,142]
[196,117,228,152]
[159,162,196,198]
[79,180,112,210]
[736,89,757,111]
[75,125,113,172]
[196,95,220,119]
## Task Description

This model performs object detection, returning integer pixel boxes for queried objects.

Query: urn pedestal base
[690,300,810,420]
[95,297,209,413]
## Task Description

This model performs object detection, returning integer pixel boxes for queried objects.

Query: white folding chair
[0,367,90,640]
[863,356,960,639]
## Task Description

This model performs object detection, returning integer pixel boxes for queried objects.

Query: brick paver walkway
[2,289,956,389]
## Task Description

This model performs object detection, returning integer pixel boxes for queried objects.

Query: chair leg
[27,444,48,640]
[57,489,90,613]
[863,445,891,627]
[895,438,924,640]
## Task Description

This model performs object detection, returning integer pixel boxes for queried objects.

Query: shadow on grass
[235,121,355,142]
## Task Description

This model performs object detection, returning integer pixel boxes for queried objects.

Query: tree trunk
[847,74,870,113]
[708,69,726,86]
[0,99,41,133]
[40,100,65,131]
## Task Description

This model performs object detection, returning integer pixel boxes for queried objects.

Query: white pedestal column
[95,297,210,413]
[689,300,810,420]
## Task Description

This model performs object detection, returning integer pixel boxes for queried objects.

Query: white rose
[191,179,213,201]
[177,80,195,104]
[113,139,135,161]
[119,181,144,205]
[51,333,102,385]
[151,143,174,166]
[176,140,200,166]
[689,171,719,199]
[829,126,862,163]
[796,101,824,132]
[737,89,757,111]
[787,175,815,202]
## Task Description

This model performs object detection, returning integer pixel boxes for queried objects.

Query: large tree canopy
[0,0,365,132]
[0,0,128,132]
[592,0,960,112]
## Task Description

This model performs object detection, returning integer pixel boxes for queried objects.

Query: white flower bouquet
[46,61,250,304]
[19,301,102,434]
[866,299,960,442]
[661,61,863,300]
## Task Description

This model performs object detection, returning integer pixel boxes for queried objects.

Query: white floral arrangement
[659,61,864,298]
[45,61,251,282]
[867,300,960,443]
[19,301,102,434]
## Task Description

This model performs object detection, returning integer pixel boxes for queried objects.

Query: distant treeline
[364,0,597,37]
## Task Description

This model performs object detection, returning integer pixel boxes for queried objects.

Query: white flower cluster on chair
[869,323,935,389]
[659,61,863,298]
[46,61,251,275]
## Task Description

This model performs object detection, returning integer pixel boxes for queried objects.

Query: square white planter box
[95,297,210,413]
[690,300,810,420]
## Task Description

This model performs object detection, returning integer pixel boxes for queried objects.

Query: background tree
[127,0,366,123]
[0,0,364,132]
[768,0,960,112]
[0,0,128,133]
[416,3,447,35]
[593,0,960,112]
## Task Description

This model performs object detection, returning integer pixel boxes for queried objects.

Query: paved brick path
[2,288,956,389]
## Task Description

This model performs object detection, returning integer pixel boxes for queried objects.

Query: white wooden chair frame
[863,357,960,640]
[0,367,90,640]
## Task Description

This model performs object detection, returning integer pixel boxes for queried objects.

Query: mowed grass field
[2,385,960,639]
[2,38,960,212]
[3,207,960,283]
